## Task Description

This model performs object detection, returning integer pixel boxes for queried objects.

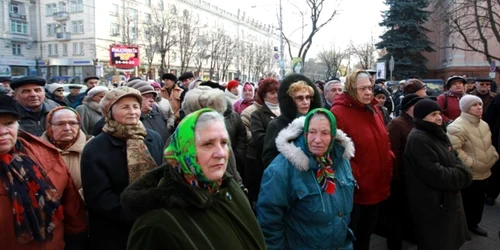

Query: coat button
[338,212,343,217]
[226,192,232,201]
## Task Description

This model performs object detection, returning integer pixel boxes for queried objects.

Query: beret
[10,76,46,90]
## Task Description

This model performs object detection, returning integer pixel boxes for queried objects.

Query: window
[130,26,138,39]
[72,42,77,55]
[54,44,59,55]
[129,8,138,21]
[110,3,118,16]
[58,2,66,12]
[10,20,28,34]
[47,24,56,36]
[71,20,84,33]
[61,22,67,32]
[9,3,19,14]
[46,3,57,16]
[145,0,151,7]
[110,23,120,36]
[144,13,151,23]
[79,42,84,55]
[70,0,83,13]
[170,5,176,14]
[62,43,68,56]
[48,44,53,56]
[159,0,164,9]
[12,43,21,55]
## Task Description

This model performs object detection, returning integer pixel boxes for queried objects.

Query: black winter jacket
[16,99,59,136]
[140,105,171,145]
[224,106,247,174]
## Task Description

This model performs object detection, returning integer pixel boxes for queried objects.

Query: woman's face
[243,85,253,100]
[50,109,79,143]
[53,88,65,98]
[91,92,106,103]
[292,89,312,115]
[195,121,229,182]
[0,115,18,154]
[111,96,141,125]
[468,102,483,118]
[423,110,443,126]
[263,90,278,104]
[306,116,332,156]
[374,94,386,107]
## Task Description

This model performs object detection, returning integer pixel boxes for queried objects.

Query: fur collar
[275,116,355,171]
[82,96,102,114]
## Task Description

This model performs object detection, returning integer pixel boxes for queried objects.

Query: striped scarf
[315,154,336,194]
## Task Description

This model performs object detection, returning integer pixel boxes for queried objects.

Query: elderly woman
[405,99,472,250]
[46,83,67,106]
[233,82,255,114]
[0,95,87,250]
[41,107,89,194]
[245,77,280,207]
[81,87,163,250]
[447,95,498,237]
[122,109,267,249]
[257,108,355,249]
[76,86,108,134]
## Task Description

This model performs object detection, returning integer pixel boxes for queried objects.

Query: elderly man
[330,69,394,250]
[71,76,100,108]
[10,76,59,136]
[65,84,83,107]
[470,77,496,116]
[178,72,195,89]
[0,77,12,95]
[323,78,343,109]
[161,73,184,124]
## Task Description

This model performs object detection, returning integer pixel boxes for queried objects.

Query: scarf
[45,106,82,150]
[0,141,64,244]
[103,119,157,184]
[164,108,224,193]
[265,101,280,116]
[304,108,337,194]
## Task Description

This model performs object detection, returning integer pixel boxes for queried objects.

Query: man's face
[449,80,464,94]
[466,82,475,91]
[13,84,45,109]
[325,83,342,104]
[70,88,81,96]
[86,79,99,88]
[182,77,194,88]
[163,79,175,89]
[141,93,155,114]
[475,81,491,95]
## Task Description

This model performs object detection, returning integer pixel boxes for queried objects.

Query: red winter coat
[436,92,462,123]
[331,93,394,205]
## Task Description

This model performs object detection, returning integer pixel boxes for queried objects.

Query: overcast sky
[210,0,388,56]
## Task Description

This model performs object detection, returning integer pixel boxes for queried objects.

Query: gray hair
[324,80,342,92]
[195,111,228,142]
[182,86,227,115]
[355,73,371,83]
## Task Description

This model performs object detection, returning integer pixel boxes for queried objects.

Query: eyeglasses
[293,95,312,102]
[51,121,80,128]
[479,82,491,86]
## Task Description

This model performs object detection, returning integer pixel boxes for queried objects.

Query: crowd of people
[0,69,499,250]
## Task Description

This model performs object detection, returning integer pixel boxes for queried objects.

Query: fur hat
[181,86,227,115]
[87,86,109,98]
[413,99,441,121]
[404,79,426,94]
[126,80,157,98]
[459,95,482,113]
[226,80,239,91]
[99,86,142,118]
[161,73,177,82]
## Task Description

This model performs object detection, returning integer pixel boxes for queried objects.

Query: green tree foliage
[376,0,435,79]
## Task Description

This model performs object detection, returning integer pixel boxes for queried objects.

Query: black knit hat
[413,99,441,120]
[401,94,423,111]
[373,85,386,97]
[161,73,177,82]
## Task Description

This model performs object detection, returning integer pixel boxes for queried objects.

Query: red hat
[226,80,239,91]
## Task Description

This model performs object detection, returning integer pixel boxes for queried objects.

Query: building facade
[0,0,287,83]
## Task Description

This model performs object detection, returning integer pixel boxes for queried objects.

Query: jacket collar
[275,116,355,171]
[82,96,102,114]
[460,112,481,125]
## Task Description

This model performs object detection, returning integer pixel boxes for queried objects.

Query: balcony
[56,32,71,41]
[53,11,69,21]
[9,12,26,20]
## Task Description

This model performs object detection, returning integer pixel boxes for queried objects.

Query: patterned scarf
[0,141,64,244]
[304,108,337,195]
[103,119,157,184]
[45,106,82,150]
[164,108,224,193]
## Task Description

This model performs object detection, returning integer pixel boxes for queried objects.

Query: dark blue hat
[84,76,99,83]
[10,76,46,90]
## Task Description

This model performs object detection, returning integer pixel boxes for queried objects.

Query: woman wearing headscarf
[0,95,87,250]
[42,107,90,195]
[81,87,163,250]
[122,109,267,250]
[76,86,109,134]
[405,99,472,250]
[245,77,280,208]
[233,82,255,114]
[257,108,356,250]
[447,95,498,237]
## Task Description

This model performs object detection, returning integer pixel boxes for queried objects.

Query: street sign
[389,56,395,72]
[489,72,496,78]
[274,53,280,60]
[491,61,496,72]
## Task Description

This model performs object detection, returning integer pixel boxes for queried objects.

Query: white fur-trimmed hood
[275,116,355,171]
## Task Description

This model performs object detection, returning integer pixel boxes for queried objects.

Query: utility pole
[279,0,285,79]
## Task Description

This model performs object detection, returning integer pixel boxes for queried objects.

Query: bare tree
[253,44,273,80]
[218,35,237,81]
[144,7,177,76]
[193,36,210,74]
[118,2,139,45]
[239,40,248,81]
[282,0,340,68]
[317,44,349,79]
[349,39,376,70]
[207,26,226,80]
[177,9,200,73]
[434,0,500,63]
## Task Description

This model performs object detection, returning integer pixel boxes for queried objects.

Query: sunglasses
[56,89,64,92]
[479,82,491,86]
[293,95,313,102]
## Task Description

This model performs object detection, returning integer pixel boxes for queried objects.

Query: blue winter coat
[257,116,356,250]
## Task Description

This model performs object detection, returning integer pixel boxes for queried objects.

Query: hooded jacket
[257,116,356,250]
[330,93,394,205]
[262,74,322,167]
[121,167,267,250]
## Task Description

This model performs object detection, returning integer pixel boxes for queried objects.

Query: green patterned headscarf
[304,108,337,154]
[164,108,223,192]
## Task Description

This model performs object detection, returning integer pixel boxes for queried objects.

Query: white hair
[194,111,228,142]
[324,80,342,92]
[355,73,371,83]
